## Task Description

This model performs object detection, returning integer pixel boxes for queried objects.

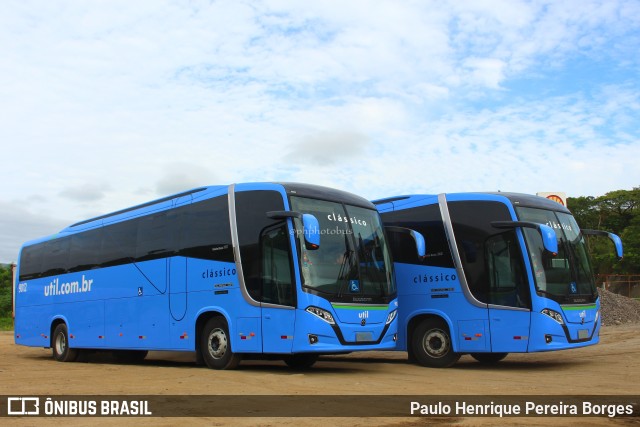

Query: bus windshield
[289,196,395,302]
[516,206,597,304]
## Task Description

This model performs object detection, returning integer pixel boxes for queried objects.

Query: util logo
[358,311,369,319]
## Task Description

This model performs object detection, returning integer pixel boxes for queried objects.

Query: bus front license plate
[578,329,589,339]
[356,332,373,342]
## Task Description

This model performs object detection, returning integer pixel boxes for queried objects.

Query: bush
[0,265,13,317]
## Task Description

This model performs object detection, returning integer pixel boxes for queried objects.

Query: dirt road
[1,324,639,426]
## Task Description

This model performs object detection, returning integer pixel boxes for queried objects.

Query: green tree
[568,187,640,275]
[0,265,13,317]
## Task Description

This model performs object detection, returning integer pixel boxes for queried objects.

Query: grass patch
[0,317,14,331]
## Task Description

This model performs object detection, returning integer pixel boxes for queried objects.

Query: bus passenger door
[485,232,531,352]
[233,189,297,354]
[260,223,296,353]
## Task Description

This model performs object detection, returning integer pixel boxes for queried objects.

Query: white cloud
[59,182,110,202]
[0,0,638,261]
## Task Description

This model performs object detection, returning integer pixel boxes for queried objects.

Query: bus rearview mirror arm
[267,210,321,250]
[582,229,624,260]
[384,226,426,258]
[491,221,558,254]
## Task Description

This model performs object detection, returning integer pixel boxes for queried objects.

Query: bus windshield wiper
[337,235,355,297]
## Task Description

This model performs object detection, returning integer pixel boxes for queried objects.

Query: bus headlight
[386,309,398,325]
[306,306,336,325]
[595,309,600,324]
[541,308,564,325]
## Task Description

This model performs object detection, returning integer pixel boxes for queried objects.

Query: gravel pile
[597,287,640,326]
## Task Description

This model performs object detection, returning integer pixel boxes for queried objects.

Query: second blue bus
[374,192,623,367]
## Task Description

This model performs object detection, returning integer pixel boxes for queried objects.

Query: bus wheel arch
[197,312,241,370]
[51,321,79,362]
[409,315,460,368]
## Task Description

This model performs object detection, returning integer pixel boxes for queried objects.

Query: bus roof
[374,192,571,214]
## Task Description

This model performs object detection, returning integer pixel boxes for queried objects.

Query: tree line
[0,265,12,318]
[569,187,640,275]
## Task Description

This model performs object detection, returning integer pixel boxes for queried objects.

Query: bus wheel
[412,318,460,368]
[52,323,78,362]
[284,354,318,370]
[200,317,241,370]
[470,352,508,364]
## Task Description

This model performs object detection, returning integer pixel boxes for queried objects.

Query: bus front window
[517,207,597,304]
[289,196,395,303]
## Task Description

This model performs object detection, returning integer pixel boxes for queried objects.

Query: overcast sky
[1,0,639,262]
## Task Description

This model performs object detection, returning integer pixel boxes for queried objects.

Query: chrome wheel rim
[207,328,228,359]
[423,329,449,359]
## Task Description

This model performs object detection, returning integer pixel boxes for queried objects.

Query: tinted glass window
[19,245,43,280]
[261,224,294,306]
[449,201,530,308]
[102,220,137,267]
[485,231,530,308]
[136,212,172,261]
[177,196,233,262]
[381,204,454,268]
[18,194,233,280]
[41,237,71,277]
[235,190,292,303]
[69,228,103,272]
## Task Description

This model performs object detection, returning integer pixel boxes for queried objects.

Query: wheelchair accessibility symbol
[349,280,360,292]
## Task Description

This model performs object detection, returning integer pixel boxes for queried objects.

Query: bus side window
[235,190,294,304]
[261,224,294,306]
[177,197,233,262]
[69,228,103,272]
[19,244,43,281]
[41,237,71,277]
[136,212,170,261]
[102,220,137,267]
[382,205,455,269]
[449,201,530,308]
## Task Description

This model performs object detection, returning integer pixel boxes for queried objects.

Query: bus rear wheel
[52,323,79,362]
[284,354,318,370]
[412,318,460,368]
[470,352,508,364]
[200,317,241,370]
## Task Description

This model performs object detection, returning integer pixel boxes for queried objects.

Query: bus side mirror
[302,214,320,250]
[582,229,624,260]
[491,221,558,254]
[384,226,426,258]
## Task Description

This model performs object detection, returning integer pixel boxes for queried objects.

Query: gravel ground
[598,287,640,326]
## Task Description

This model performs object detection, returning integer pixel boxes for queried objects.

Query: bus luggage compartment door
[488,307,531,352]
[261,306,295,353]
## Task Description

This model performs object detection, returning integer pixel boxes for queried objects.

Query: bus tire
[52,323,78,362]
[284,354,318,370]
[412,318,460,368]
[200,317,241,370]
[470,352,508,364]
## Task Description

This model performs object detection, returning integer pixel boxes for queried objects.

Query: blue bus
[15,183,406,369]
[374,192,623,367]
